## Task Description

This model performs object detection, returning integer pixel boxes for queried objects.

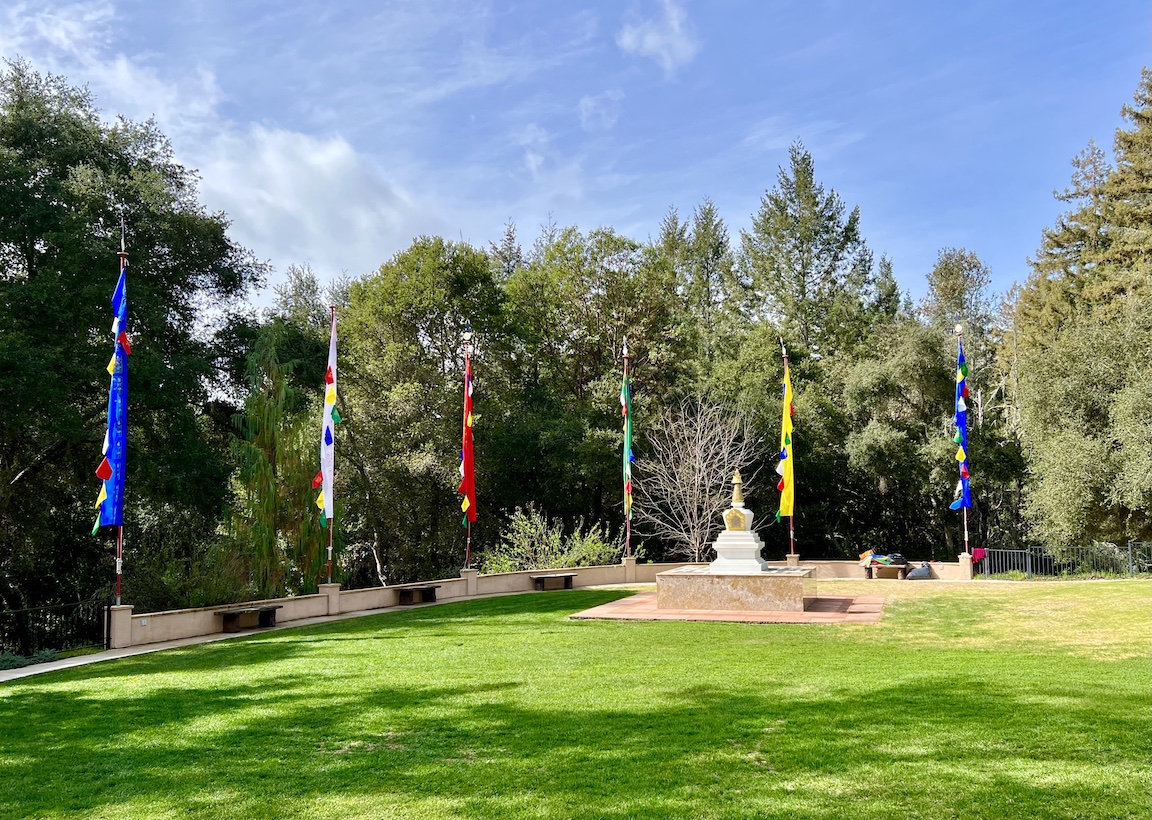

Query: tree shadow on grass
[1,663,1147,820]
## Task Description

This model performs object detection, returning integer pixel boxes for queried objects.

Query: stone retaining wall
[108,554,971,649]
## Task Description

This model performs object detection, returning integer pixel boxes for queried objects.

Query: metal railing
[979,541,1152,579]
[0,590,111,656]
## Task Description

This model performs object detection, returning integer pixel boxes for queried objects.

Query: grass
[1,579,1149,819]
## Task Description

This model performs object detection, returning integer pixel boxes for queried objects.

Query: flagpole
[463,323,474,569]
[957,325,970,555]
[780,340,795,556]
[115,526,123,607]
[327,307,335,584]
[115,228,128,606]
[622,337,631,559]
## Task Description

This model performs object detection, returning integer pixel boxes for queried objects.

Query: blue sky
[2,0,1148,304]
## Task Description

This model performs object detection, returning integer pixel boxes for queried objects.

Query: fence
[0,591,110,656]
[979,541,1152,579]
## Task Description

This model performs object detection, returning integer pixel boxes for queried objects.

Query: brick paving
[570,591,885,625]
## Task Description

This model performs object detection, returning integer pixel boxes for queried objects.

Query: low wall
[764,559,966,581]
[112,555,970,649]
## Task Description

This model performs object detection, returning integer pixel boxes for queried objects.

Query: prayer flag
[949,337,973,511]
[776,352,795,521]
[621,349,634,521]
[94,252,129,532]
[457,324,477,524]
[318,310,337,526]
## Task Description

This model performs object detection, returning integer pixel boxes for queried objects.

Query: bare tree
[636,397,760,561]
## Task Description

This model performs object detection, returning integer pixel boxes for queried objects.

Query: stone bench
[864,563,908,580]
[215,605,282,633]
[529,573,577,591]
[395,585,440,605]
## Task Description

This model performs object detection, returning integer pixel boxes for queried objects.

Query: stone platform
[571,591,883,625]
[656,565,815,612]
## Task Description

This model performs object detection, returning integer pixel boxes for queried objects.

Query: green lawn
[1,580,1149,819]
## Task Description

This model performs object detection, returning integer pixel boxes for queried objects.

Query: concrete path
[0,595,452,684]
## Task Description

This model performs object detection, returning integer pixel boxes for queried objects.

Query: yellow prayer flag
[778,362,795,517]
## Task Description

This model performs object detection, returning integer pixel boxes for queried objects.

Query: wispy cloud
[740,115,866,157]
[578,89,625,132]
[515,123,551,180]
[616,0,699,75]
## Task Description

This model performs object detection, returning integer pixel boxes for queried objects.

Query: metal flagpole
[463,323,474,569]
[957,324,970,556]
[327,305,335,585]
[115,526,123,607]
[623,337,631,558]
[781,339,796,556]
[115,224,128,606]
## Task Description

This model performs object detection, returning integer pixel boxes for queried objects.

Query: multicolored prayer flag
[775,351,795,522]
[950,336,973,510]
[313,311,338,528]
[621,340,634,521]
[457,324,477,524]
[93,249,130,535]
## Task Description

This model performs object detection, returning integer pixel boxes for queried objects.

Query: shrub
[0,649,57,669]
[479,505,623,574]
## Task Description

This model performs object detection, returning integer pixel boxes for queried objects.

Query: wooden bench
[215,605,282,633]
[864,563,909,580]
[529,573,577,591]
[396,585,440,605]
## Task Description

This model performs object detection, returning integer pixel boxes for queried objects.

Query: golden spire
[732,470,744,506]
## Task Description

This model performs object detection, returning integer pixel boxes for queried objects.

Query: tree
[339,237,504,583]
[740,140,874,354]
[0,60,262,610]
[273,263,329,333]
[636,398,760,561]
[920,248,993,333]
[1010,68,1152,546]
[232,327,326,597]
[840,321,957,555]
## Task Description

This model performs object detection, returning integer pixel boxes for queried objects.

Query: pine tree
[740,140,872,354]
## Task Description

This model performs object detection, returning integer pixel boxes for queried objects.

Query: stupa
[656,471,814,612]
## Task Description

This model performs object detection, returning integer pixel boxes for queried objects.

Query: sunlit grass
[1,580,1149,819]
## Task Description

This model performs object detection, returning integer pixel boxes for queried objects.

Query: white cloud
[616,0,699,75]
[0,0,452,291]
[515,123,551,180]
[578,89,625,132]
[196,127,444,279]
